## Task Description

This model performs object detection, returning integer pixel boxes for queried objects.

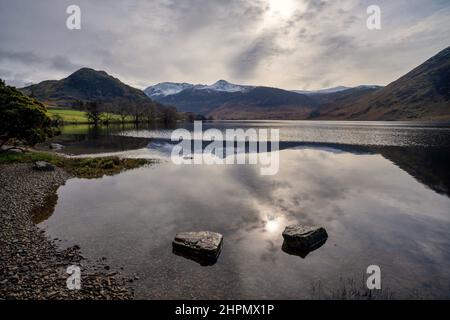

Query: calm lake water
[39,121,450,299]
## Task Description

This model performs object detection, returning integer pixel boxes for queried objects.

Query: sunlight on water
[114,121,450,147]
[39,140,450,299]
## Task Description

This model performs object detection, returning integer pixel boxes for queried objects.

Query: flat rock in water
[172,231,223,265]
[282,225,328,253]
[33,161,55,171]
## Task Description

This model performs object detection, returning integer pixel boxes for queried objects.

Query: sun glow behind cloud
[267,0,297,17]
[263,0,304,26]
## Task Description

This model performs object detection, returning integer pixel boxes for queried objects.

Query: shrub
[0,79,54,150]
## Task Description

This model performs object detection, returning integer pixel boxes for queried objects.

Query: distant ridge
[292,86,351,95]
[144,80,383,120]
[146,82,318,119]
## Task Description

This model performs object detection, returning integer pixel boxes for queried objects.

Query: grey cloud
[320,35,357,58]
[0,50,42,64]
[50,55,81,72]
[229,33,282,79]
[0,0,449,90]
[0,49,81,72]
[0,68,11,78]
[305,0,328,13]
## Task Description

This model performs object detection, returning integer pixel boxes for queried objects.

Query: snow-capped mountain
[197,80,254,93]
[144,80,254,98]
[144,82,195,98]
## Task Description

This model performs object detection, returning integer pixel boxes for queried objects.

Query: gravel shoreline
[0,163,132,299]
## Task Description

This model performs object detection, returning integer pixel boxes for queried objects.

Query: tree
[130,103,144,124]
[160,106,178,125]
[115,104,130,124]
[85,101,104,126]
[142,104,157,123]
[102,103,113,126]
[185,112,196,123]
[0,79,54,151]
[72,99,84,110]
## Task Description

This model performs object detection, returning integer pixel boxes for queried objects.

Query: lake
[38,121,450,299]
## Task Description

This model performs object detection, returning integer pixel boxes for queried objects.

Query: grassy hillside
[318,46,450,121]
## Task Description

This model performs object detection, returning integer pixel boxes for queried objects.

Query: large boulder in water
[282,225,328,258]
[172,231,223,266]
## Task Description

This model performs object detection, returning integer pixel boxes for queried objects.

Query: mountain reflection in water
[37,121,450,299]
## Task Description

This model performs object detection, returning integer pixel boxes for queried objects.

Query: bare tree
[85,101,104,126]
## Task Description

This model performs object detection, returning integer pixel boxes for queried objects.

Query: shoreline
[0,153,151,300]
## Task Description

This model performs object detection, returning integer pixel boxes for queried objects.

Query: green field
[47,108,89,123]
[46,108,135,124]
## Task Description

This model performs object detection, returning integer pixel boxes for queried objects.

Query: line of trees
[71,99,179,126]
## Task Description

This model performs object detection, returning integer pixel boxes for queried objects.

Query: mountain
[21,68,159,111]
[208,87,318,120]
[144,80,253,98]
[144,79,384,119]
[144,82,196,98]
[144,78,386,119]
[308,86,383,111]
[197,80,254,93]
[316,46,450,120]
[146,82,318,118]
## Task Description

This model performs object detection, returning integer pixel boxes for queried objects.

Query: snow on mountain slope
[144,80,254,98]
[145,81,383,99]
[197,80,254,93]
[144,82,195,97]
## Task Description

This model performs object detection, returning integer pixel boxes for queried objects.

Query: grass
[46,108,134,124]
[308,277,395,300]
[0,150,154,179]
[47,108,88,123]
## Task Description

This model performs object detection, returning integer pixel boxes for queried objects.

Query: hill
[20,68,160,114]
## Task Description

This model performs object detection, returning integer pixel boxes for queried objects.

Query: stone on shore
[172,231,223,266]
[282,225,328,253]
[33,161,55,171]
[50,143,64,150]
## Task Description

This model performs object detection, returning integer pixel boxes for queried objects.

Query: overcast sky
[0,0,449,90]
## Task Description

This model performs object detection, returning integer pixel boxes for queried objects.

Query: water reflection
[172,245,222,267]
[38,143,450,299]
[47,122,450,198]
[34,122,450,298]
[265,219,281,233]
[281,238,328,259]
